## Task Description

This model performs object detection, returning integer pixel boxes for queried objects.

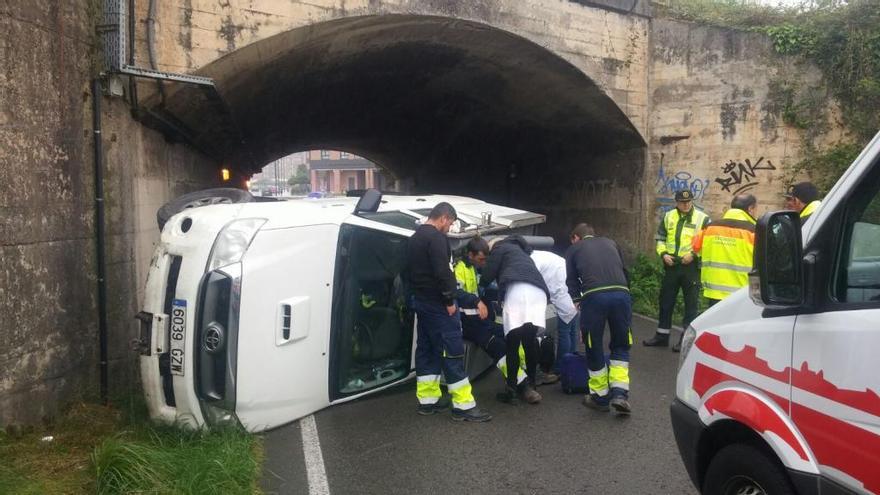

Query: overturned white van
[134,189,547,432]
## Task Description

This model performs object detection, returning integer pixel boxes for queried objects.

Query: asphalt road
[261,314,697,495]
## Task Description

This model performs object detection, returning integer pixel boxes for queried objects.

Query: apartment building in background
[308,150,392,194]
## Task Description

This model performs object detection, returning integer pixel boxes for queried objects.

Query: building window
[340,152,349,159]
[320,150,330,160]
[348,177,356,191]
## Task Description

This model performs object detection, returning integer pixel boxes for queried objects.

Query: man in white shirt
[530,249,579,384]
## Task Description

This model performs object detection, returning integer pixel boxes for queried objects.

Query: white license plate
[169,299,187,376]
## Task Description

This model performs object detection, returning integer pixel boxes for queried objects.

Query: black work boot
[451,407,492,422]
[642,332,670,347]
[496,385,520,405]
[671,335,684,353]
[610,396,632,415]
[582,394,610,412]
[417,396,450,416]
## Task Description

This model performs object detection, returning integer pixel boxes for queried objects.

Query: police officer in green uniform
[644,190,710,350]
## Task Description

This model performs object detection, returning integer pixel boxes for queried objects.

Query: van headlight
[206,218,267,272]
[678,325,697,370]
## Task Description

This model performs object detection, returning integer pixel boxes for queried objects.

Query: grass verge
[1,400,263,494]
[630,253,707,326]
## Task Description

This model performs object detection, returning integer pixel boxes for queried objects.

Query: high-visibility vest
[800,200,821,221]
[453,260,478,295]
[655,207,710,258]
[697,208,755,300]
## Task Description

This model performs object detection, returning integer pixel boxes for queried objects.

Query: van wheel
[702,444,795,495]
[157,188,253,229]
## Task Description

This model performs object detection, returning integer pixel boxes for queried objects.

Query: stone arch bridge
[0,0,840,424]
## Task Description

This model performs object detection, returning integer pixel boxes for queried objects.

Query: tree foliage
[287,164,310,186]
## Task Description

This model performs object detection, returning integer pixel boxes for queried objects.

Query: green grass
[93,426,262,494]
[0,400,263,495]
[630,253,707,326]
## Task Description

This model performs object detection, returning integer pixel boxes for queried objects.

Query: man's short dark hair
[571,223,595,239]
[467,237,489,255]
[730,194,757,211]
[428,202,457,221]
[785,182,819,203]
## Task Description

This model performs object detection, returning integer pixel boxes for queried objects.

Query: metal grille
[100,0,125,72]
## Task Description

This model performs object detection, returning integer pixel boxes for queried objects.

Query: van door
[329,220,416,401]
[790,165,880,493]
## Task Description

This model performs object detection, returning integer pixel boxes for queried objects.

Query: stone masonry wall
[647,18,844,225]
[134,0,651,139]
[0,1,217,426]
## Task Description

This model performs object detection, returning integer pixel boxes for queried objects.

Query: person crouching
[480,236,551,404]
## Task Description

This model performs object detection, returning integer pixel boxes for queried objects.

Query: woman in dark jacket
[480,236,550,404]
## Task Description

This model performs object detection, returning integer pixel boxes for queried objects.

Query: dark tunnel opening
[155,14,648,251]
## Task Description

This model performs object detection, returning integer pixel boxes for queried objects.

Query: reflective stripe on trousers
[447,377,476,410]
[416,374,442,405]
[495,356,527,384]
[588,366,609,397]
[609,359,629,391]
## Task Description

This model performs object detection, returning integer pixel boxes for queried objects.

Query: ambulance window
[329,225,415,398]
[835,175,880,304]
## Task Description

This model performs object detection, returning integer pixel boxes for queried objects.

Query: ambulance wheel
[702,444,795,495]
[157,188,253,230]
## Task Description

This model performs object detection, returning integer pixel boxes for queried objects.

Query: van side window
[834,176,880,303]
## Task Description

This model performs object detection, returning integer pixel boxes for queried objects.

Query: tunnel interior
[157,14,647,250]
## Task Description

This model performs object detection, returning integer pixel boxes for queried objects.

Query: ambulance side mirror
[750,211,804,307]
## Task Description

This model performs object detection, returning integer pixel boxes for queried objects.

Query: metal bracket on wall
[100,0,214,87]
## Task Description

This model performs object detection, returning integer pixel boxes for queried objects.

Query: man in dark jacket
[480,235,549,404]
[566,223,632,415]
[406,202,491,422]
[454,237,527,387]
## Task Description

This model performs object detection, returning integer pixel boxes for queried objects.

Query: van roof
[226,194,546,236]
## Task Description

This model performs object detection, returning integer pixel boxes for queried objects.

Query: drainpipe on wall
[92,78,110,404]
[145,0,167,105]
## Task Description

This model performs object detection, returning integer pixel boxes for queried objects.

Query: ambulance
[134,189,547,433]
[672,131,880,495]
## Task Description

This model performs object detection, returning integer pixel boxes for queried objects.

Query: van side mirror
[354,189,382,214]
[750,211,804,307]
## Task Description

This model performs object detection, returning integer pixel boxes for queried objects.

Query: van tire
[157,188,254,230]
[702,443,795,495]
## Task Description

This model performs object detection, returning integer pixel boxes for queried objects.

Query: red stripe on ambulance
[693,332,880,493]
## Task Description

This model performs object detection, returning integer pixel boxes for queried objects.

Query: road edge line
[301,414,331,495]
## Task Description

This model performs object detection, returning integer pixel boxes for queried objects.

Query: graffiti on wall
[654,159,710,201]
[714,157,776,195]
[570,178,635,210]
[653,155,710,218]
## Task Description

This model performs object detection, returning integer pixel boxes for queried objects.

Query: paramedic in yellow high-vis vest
[693,194,757,308]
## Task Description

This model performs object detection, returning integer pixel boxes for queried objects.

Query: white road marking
[300,414,330,495]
